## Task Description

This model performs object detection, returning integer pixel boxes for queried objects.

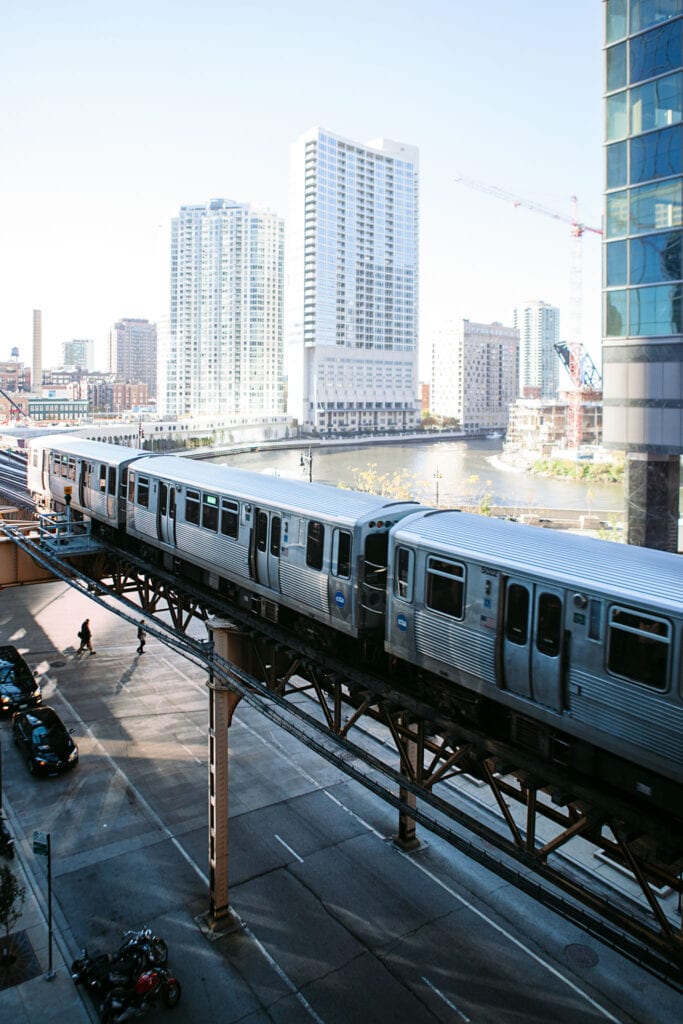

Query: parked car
[12,706,78,776]
[0,645,42,715]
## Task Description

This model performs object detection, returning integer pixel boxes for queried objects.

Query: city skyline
[1,2,603,377]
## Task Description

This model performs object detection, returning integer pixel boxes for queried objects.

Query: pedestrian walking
[136,620,146,655]
[78,618,95,655]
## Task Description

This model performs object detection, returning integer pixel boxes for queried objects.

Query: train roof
[129,455,420,523]
[29,435,147,465]
[393,509,683,610]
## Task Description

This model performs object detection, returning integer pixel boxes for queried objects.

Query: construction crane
[454,175,602,448]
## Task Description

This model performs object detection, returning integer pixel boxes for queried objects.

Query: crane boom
[454,174,602,448]
[453,175,602,237]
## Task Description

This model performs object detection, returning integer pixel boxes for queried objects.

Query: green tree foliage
[341,462,424,501]
[0,864,25,954]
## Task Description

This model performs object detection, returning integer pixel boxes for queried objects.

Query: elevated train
[27,435,683,830]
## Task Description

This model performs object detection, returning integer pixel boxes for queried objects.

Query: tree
[0,864,25,962]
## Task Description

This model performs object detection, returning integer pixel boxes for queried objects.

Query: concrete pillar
[204,617,248,933]
[625,454,680,552]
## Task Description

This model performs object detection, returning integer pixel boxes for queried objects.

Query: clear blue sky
[1,1,604,375]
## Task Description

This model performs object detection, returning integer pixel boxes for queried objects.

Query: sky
[1,1,604,377]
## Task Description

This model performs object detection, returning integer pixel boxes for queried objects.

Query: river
[208,438,624,513]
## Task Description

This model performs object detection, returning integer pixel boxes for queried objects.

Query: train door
[158,481,177,546]
[250,508,281,590]
[502,578,564,711]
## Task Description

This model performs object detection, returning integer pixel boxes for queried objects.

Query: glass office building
[603,0,682,548]
[286,128,420,434]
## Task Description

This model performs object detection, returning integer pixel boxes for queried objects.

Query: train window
[99,464,106,492]
[220,499,239,538]
[108,467,116,495]
[271,516,281,557]
[506,584,529,645]
[185,489,200,525]
[128,472,135,502]
[365,533,388,587]
[256,511,268,552]
[332,529,352,578]
[137,477,149,509]
[588,599,603,641]
[202,493,218,532]
[68,458,76,481]
[607,608,670,691]
[61,455,69,478]
[536,593,562,657]
[306,521,324,570]
[425,557,465,619]
[395,546,414,601]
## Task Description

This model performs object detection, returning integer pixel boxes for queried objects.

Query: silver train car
[385,509,683,792]
[123,455,420,638]
[27,434,146,529]
[26,436,683,810]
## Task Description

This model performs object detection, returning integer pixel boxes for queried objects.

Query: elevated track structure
[0,510,681,988]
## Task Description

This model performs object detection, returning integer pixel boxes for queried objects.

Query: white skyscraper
[164,199,284,418]
[513,300,560,400]
[286,127,420,434]
[430,320,519,434]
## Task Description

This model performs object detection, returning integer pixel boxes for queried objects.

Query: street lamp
[433,466,443,507]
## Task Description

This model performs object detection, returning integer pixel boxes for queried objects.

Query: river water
[208,438,624,513]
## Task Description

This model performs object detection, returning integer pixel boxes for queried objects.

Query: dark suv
[0,645,42,716]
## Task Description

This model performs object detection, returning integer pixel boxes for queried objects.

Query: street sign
[33,830,49,856]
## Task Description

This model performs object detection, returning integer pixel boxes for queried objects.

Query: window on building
[631,124,683,184]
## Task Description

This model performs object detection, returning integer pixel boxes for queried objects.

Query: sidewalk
[0,808,95,1024]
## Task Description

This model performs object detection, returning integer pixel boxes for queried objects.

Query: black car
[0,645,42,715]
[12,706,79,776]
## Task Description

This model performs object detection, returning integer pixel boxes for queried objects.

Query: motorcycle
[70,927,168,1001]
[117,927,168,966]
[0,815,14,859]
[99,964,181,1024]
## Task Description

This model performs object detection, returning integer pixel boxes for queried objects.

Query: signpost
[32,830,54,980]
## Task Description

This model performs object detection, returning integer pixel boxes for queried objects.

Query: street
[1,581,681,1023]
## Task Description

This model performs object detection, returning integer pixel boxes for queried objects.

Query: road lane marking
[53,688,327,1024]
[422,976,471,1021]
[274,834,304,863]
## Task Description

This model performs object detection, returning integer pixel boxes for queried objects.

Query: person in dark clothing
[136,621,146,655]
[78,618,95,655]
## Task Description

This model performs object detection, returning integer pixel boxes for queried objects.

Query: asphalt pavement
[0,826,96,1023]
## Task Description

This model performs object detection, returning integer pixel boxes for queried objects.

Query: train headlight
[573,593,588,609]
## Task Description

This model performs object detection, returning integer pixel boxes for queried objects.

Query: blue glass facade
[604,8,683,341]
[603,1,683,549]
[603,1,683,458]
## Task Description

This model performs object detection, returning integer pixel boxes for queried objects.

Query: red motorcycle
[99,964,181,1024]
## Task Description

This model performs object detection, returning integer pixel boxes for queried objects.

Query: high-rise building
[32,309,42,396]
[63,338,94,371]
[163,199,284,419]
[513,300,560,399]
[603,1,682,550]
[109,318,157,399]
[286,127,420,434]
[430,319,518,434]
